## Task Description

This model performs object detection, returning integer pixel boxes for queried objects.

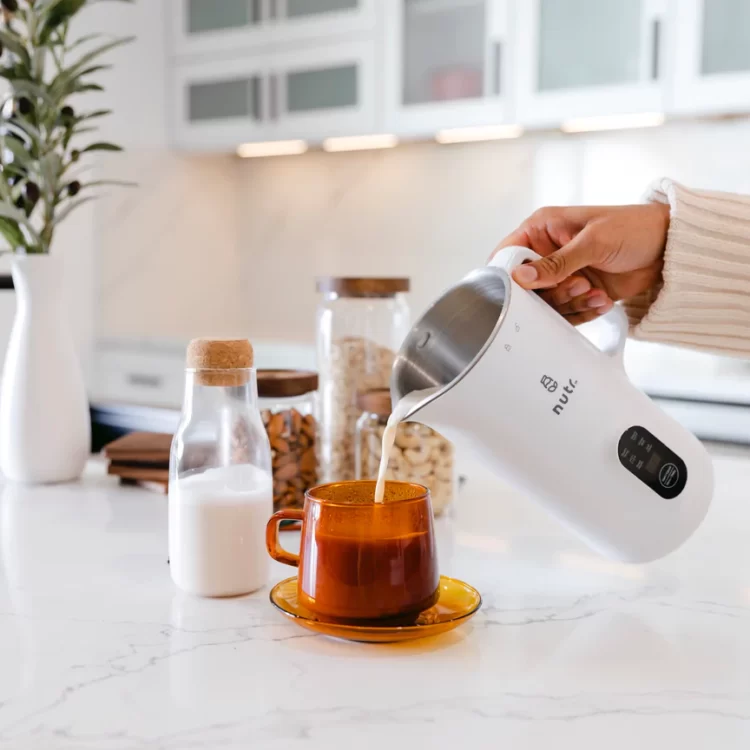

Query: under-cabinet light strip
[323,134,399,152]
[435,124,524,144]
[236,140,308,158]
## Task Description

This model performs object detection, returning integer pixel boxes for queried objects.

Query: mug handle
[489,245,629,368]
[265,509,304,567]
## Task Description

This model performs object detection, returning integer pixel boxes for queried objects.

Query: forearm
[626,179,750,355]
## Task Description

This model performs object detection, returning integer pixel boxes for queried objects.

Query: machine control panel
[617,426,687,499]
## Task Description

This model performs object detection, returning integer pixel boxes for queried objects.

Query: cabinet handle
[127,373,162,389]
[269,73,279,120]
[251,0,261,24]
[651,18,661,80]
[251,75,262,121]
[493,41,502,96]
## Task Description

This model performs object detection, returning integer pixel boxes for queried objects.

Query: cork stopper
[186,338,254,387]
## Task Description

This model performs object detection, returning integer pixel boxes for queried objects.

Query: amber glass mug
[266,481,439,621]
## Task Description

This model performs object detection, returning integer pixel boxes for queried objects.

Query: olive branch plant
[0,0,135,254]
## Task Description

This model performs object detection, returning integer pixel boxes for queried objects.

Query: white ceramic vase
[0,255,90,483]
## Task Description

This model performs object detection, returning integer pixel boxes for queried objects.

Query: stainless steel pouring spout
[391,265,512,422]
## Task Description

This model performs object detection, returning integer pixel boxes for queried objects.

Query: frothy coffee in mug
[374,388,438,503]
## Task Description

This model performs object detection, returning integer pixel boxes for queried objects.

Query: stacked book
[103,432,173,493]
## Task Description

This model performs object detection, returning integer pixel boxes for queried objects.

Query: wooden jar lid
[357,388,393,417]
[186,338,253,386]
[257,370,319,399]
[316,277,410,298]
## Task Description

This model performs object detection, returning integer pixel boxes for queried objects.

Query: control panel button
[659,463,679,489]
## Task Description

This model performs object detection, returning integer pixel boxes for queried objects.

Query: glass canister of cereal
[355,389,455,516]
[257,370,318,511]
[316,277,410,482]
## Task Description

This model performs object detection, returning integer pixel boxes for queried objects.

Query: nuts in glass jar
[355,389,455,516]
[258,370,319,511]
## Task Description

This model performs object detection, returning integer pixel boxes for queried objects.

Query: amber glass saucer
[269,575,482,643]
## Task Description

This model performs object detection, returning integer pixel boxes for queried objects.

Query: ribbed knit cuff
[626,178,750,355]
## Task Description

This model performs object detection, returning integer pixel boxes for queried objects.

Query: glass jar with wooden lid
[316,277,411,483]
[257,370,318,512]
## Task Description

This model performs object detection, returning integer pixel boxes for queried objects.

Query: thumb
[512,226,599,289]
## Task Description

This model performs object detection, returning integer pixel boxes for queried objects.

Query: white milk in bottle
[169,338,273,597]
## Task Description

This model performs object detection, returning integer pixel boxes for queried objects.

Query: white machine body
[397,247,714,563]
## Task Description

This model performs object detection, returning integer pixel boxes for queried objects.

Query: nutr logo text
[553,379,578,415]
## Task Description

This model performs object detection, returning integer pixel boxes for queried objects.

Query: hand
[491,203,670,325]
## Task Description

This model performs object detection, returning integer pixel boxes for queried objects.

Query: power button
[659,463,680,489]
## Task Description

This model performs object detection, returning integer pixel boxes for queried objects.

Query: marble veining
[1,452,750,749]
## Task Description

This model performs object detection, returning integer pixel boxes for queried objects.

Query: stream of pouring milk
[374,387,439,503]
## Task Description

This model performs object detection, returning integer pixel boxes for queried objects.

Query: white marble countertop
[1,450,750,749]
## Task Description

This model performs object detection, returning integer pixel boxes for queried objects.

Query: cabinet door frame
[170,56,270,152]
[383,0,514,138]
[267,0,377,43]
[671,0,750,115]
[266,40,378,140]
[169,0,376,59]
[515,0,668,128]
[168,0,271,60]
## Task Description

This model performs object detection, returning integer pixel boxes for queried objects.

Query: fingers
[555,288,611,317]
[512,224,600,290]
[538,274,591,308]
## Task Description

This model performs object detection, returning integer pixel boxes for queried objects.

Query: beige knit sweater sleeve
[625,178,750,356]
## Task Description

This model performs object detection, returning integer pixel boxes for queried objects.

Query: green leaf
[54,194,95,224]
[7,80,56,108]
[79,178,136,189]
[0,202,41,245]
[80,142,123,153]
[71,82,105,94]
[65,32,106,52]
[39,0,87,45]
[0,30,32,71]
[0,217,26,250]
[76,109,112,122]
[1,136,35,170]
[1,119,42,147]
[50,36,132,99]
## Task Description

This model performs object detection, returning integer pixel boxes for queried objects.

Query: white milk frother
[391,246,714,563]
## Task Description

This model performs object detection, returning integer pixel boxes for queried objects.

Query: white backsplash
[94,117,750,359]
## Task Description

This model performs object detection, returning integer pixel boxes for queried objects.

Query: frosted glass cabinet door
[384,0,513,137]
[267,42,377,140]
[672,0,750,115]
[170,0,265,57]
[268,0,376,41]
[171,58,268,151]
[516,0,667,126]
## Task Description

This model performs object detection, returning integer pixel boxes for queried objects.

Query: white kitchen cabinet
[171,56,268,151]
[169,0,376,59]
[265,41,377,140]
[515,0,668,127]
[671,0,750,115]
[384,0,515,137]
[170,41,376,149]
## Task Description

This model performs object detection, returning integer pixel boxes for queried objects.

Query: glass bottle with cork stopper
[169,338,272,597]
[316,277,411,483]
[355,388,456,516]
